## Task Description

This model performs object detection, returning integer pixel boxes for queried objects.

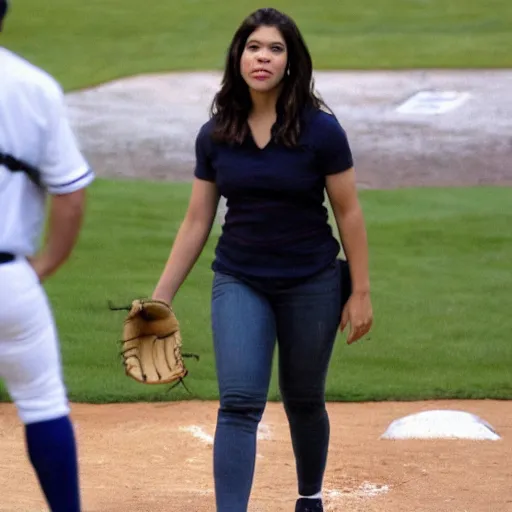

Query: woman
[152,7,373,512]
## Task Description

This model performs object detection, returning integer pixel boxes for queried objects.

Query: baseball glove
[109,298,198,388]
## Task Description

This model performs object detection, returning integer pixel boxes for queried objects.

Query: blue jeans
[211,259,346,512]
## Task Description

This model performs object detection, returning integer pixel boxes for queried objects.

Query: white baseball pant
[0,257,70,424]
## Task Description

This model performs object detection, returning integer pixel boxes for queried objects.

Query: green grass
[2,0,511,91]
[1,181,510,403]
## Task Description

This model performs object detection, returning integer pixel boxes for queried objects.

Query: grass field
[1,0,512,91]
[1,1,510,405]
[1,181,510,403]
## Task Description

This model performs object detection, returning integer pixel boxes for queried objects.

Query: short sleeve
[315,112,354,176]
[40,84,94,194]
[194,121,216,182]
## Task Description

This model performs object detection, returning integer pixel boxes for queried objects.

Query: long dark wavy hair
[210,7,331,147]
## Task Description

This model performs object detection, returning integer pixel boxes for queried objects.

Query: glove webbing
[109,301,200,394]
[120,332,199,379]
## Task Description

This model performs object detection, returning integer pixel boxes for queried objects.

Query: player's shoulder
[304,106,345,132]
[300,105,350,147]
[195,117,218,149]
[197,117,216,139]
[0,47,64,104]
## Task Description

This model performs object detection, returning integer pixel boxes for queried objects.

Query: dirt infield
[1,400,511,512]
[66,70,512,188]
[1,71,511,511]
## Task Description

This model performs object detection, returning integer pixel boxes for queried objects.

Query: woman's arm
[326,167,373,343]
[152,178,220,304]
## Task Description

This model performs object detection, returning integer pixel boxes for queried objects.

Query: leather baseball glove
[110,298,198,388]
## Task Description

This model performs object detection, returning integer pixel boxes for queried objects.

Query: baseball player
[0,2,94,510]
[152,7,373,512]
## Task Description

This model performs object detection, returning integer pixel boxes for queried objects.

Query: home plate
[381,410,501,440]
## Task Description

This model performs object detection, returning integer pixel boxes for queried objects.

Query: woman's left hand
[340,291,373,344]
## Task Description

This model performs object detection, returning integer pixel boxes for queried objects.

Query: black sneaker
[295,498,324,512]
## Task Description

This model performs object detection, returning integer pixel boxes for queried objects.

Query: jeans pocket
[212,271,240,300]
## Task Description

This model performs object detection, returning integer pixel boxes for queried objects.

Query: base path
[66,70,512,188]
[0,400,511,512]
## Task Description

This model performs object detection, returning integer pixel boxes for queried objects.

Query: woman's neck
[249,86,281,118]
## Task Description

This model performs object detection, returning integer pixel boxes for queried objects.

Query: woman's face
[240,25,288,93]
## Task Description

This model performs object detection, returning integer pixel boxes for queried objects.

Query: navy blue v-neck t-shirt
[194,107,354,280]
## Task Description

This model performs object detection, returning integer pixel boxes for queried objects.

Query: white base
[396,90,471,115]
[381,409,500,441]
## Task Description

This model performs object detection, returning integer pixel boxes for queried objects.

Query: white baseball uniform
[0,46,94,424]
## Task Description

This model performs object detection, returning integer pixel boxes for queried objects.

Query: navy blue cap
[0,0,8,21]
